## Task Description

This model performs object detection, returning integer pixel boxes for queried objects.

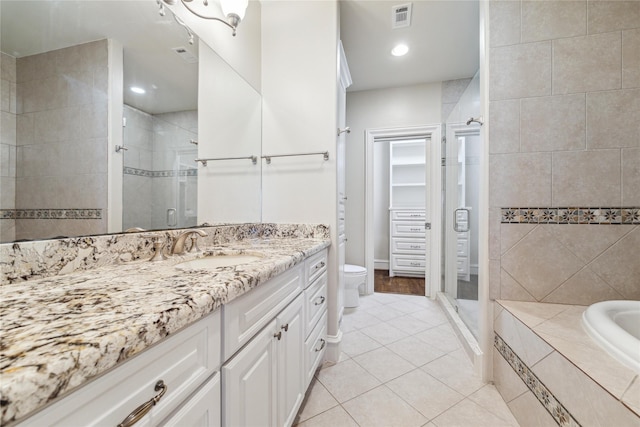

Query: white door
[222,320,277,427]
[276,294,304,427]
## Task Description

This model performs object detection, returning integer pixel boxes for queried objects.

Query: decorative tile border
[124,167,197,178]
[495,333,581,427]
[501,207,640,224]
[0,209,102,220]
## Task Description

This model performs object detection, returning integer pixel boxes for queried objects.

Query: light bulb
[391,44,409,57]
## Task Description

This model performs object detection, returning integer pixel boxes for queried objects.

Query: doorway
[364,125,442,298]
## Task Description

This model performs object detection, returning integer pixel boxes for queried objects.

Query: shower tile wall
[1,53,17,242]
[488,0,640,304]
[122,106,197,231]
[0,40,109,242]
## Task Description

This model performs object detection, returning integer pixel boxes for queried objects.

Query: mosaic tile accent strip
[501,207,640,224]
[124,167,197,177]
[1,209,102,220]
[495,333,581,427]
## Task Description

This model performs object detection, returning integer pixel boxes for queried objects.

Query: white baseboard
[324,330,343,363]
[374,259,389,270]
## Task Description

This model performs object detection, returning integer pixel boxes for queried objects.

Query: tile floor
[295,292,521,427]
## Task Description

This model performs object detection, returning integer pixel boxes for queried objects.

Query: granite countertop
[0,236,330,425]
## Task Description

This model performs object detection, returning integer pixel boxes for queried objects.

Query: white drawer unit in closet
[391,210,426,221]
[391,220,426,238]
[391,254,427,272]
[391,237,426,254]
[389,210,426,277]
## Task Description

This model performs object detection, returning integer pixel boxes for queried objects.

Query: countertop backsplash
[1,223,330,284]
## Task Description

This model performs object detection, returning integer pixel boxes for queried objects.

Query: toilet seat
[345,264,367,275]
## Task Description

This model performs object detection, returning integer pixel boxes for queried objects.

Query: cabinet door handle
[274,331,282,340]
[281,323,289,332]
[315,338,326,352]
[314,296,325,306]
[117,380,167,427]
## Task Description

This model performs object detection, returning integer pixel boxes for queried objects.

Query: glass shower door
[443,126,481,338]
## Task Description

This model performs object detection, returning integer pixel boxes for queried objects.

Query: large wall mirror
[0,0,262,243]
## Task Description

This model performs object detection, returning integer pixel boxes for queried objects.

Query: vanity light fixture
[157,0,248,36]
[391,43,409,57]
[130,86,146,94]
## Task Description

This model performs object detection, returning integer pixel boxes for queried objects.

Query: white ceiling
[1,1,480,110]
[0,0,198,114]
[340,0,480,92]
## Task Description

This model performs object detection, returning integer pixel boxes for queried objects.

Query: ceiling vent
[392,3,412,29]
[172,47,198,63]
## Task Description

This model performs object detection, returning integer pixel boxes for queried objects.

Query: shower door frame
[363,124,442,297]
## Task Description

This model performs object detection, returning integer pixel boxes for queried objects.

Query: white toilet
[344,264,367,308]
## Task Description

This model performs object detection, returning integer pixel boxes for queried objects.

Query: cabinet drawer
[391,210,425,221]
[392,255,426,272]
[391,237,426,254]
[456,257,469,274]
[456,238,468,256]
[20,311,221,427]
[305,271,328,338]
[223,264,303,360]
[161,372,220,427]
[391,221,426,237]
[305,250,328,287]
[304,312,327,388]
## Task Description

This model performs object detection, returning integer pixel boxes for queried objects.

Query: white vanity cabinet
[15,249,328,427]
[222,249,328,427]
[19,310,222,427]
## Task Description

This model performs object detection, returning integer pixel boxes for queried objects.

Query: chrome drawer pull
[281,323,289,332]
[315,338,326,352]
[314,261,326,271]
[314,296,326,306]
[117,380,167,427]
[410,228,422,232]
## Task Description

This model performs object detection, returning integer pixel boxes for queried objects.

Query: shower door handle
[167,208,177,227]
[454,208,470,232]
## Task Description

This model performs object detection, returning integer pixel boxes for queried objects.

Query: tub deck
[494,300,639,425]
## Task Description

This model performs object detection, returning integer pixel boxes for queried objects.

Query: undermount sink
[175,254,263,270]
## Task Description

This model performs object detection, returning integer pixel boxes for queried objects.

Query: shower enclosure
[122,106,198,231]
[440,72,481,338]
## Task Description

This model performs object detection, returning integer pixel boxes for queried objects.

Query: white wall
[168,0,262,92]
[197,41,262,223]
[261,1,340,336]
[345,83,442,267]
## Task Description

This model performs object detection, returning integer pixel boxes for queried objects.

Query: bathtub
[582,300,640,374]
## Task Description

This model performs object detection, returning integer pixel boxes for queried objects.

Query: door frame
[364,124,442,297]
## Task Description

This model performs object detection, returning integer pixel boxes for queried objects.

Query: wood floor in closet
[373,270,425,296]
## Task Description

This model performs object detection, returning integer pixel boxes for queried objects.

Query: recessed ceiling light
[391,44,409,57]
[130,86,146,94]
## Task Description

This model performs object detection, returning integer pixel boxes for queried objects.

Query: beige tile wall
[1,53,17,242]
[488,0,640,304]
[13,40,109,240]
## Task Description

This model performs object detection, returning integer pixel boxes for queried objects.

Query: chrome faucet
[171,229,208,255]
